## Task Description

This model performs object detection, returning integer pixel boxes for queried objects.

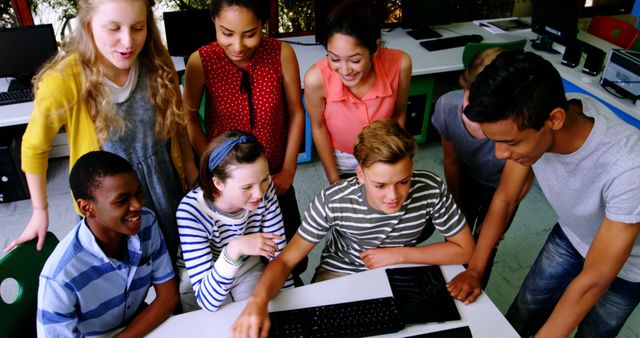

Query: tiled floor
[1,142,638,337]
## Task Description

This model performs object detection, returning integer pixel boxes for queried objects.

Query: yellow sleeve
[21,64,81,174]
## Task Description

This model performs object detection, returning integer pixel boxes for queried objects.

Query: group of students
[3,0,638,336]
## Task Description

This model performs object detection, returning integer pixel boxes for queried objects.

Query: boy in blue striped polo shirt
[37,151,178,337]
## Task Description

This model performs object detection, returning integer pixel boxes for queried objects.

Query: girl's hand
[227,233,284,260]
[271,169,294,195]
[4,208,49,253]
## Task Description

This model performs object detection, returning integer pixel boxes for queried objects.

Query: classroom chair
[462,39,528,68]
[587,15,639,49]
[0,232,59,338]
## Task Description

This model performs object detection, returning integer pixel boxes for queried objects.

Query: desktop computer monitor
[163,9,216,58]
[531,0,585,53]
[402,0,453,40]
[0,24,58,90]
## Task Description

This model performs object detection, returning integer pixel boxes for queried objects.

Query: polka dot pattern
[199,38,287,173]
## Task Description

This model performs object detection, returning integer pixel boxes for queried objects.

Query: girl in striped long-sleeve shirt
[176,130,293,312]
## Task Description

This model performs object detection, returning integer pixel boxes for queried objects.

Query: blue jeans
[506,224,640,338]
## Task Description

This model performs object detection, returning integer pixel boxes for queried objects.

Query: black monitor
[0,24,58,90]
[531,0,585,54]
[163,10,216,58]
[581,0,635,17]
[402,0,453,40]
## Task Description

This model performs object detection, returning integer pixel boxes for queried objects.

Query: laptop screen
[385,266,461,324]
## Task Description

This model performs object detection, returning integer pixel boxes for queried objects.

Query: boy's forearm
[116,279,179,338]
[404,239,473,265]
[535,274,609,338]
[466,192,519,275]
[250,257,295,304]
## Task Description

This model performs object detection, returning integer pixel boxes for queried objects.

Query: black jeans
[277,185,308,286]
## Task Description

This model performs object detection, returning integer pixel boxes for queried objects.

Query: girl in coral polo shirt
[304,0,412,184]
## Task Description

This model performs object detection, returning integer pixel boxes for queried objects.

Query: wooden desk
[147,265,518,338]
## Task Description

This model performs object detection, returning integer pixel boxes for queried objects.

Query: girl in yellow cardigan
[4,0,197,263]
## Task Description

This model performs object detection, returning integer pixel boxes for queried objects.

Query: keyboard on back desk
[268,296,405,338]
[0,89,34,106]
[419,34,484,51]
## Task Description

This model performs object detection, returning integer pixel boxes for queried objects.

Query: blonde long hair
[34,0,184,142]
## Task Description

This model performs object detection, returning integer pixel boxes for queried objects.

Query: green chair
[0,232,59,338]
[462,39,528,68]
[631,34,640,52]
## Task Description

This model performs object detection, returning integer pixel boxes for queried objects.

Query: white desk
[0,79,33,127]
[147,265,518,338]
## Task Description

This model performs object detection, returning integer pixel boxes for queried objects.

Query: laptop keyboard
[0,89,34,106]
[268,296,405,338]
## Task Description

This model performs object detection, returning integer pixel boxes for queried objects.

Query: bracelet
[222,246,244,266]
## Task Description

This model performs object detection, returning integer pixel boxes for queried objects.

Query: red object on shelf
[587,15,639,49]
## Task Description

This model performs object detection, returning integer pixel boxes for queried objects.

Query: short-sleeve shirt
[316,47,403,154]
[37,208,174,337]
[297,170,467,274]
[431,90,505,188]
[533,93,640,282]
[199,38,287,173]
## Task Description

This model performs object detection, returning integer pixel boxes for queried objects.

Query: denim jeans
[506,224,640,338]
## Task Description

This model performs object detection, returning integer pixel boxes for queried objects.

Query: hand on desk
[231,297,271,338]
[446,269,483,305]
[3,208,48,253]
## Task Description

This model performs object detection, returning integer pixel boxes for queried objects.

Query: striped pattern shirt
[37,208,174,337]
[176,181,293,312]
[298,170,467,274]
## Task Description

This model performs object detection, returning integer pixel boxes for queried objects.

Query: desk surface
[147,265,518,338]
[2,20,638,128]
[0,79,33,127]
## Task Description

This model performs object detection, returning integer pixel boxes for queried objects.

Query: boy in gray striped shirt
[232,120,474,337]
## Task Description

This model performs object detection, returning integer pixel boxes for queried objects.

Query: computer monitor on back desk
[0,24,58,91]
[163,9,216,64]
[530,0,584,54]
[402,0,453,40]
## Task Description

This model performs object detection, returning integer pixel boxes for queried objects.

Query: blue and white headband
[208,135,249,171]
